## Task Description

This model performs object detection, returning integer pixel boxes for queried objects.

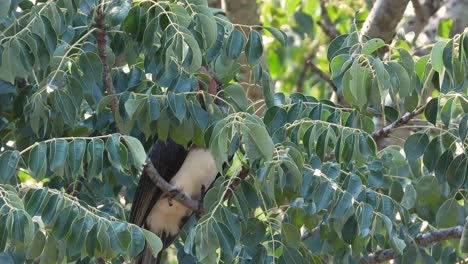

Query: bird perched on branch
[130,67,224,264]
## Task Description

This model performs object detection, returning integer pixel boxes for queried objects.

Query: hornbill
[130,68,224,264]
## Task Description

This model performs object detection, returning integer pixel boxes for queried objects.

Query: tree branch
[404,0,444,41]
[361,0,410,43]
[95,7,118,120]
[359,225,464,264]
[301,226,321,241]
[144,158,200,212]
[295,58,338,94]
[223,166,250,200]
[371,104,426,142]
[317,0,340,40]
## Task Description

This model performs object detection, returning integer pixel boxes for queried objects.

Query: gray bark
[403,0,444,40]
[361,0,410,43]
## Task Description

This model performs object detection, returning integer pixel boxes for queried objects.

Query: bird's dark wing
[130,138,188,226]
[130,138,188,264]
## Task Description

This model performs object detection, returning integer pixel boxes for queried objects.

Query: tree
[0,0,467,264]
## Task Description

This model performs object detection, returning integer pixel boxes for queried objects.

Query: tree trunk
[223,0,266,108]
[361,0,410,43]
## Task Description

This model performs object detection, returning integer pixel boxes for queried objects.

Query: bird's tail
[135,246,161,264]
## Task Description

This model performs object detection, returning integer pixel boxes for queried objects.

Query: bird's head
[196,67,228,114]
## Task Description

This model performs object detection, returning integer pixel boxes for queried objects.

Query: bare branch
[301,226,321,241]
[144,158,200,212]
[371,104,426,142]
[404,0,444,40]
[318,0,340,39]
[95,7,119,122]
[295,58,338,94]
[223,166,250,200]
[359,226,464,264]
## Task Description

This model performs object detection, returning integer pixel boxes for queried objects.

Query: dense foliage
[0,0,467,263]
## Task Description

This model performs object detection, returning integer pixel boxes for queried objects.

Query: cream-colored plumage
[146,147,218,235]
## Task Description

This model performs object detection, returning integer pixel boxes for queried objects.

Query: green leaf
[194,13,217,50]
[331,192,353,219]
[358,134,376,158]
[106,134,128,172]
[224,83,248,111]
[0,0,10,18]
[54,90,77,126]
[281,223,301,248]
[7,209,34,245]
[423,137,441,172]
[416,176,441,205]
[342,61,371,110]
[49,139,68,176]
[141,229,163,257]
[0,150,20,182]
[67,138,86,177]
[41,193,63,227]
[183,34,203,72]
[122,136,146,169]
[51,205,78,240]
[342,215,358,244]
[195,220,219,263]
[294,11,314,39]
[87,139,104,181]
[242,120,274,162]
[128,224,145,257]
[362,38,385,55]
[435,199,460,228]
[431,40,448,73]
[425,98,439,126]
[167,92,186,123]
[264,26,287,46]
[357,203,374,236]
[26,231,45,259]
[345,174,362,198]
[441,97,454,127]
[40,235,60,264]
[24,188,47,216]
[437,18,453,38]
[314,182,334,211]
[85,222,100,257]
[398,48,415,74]
[79,52,102,84]
[459,114,468,143]
[0,216,7,251]
[446,155,466,189]
[401,184,417,209]
[404,133,429,160]
[28,142,47,180]
[66,215,93,257]
[245,30,263,64]
[389,181,404,202]
[107,222,130,255]
[387,61,412,99]
[264,106,287,133]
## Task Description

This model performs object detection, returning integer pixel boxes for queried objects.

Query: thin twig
[301,226,321,241]
[371,104,426,142]
[359,225,464,264]
[223,166,250,200]
[95,7,119,121]
[317,0,340,40]
[144,158,200,212]
[295,58,338,94]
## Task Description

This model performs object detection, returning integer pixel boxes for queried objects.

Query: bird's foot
[166,187,181,206]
